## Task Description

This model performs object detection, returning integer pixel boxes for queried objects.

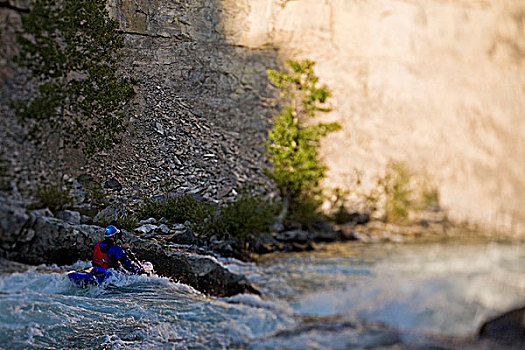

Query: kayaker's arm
[108,245,145,274]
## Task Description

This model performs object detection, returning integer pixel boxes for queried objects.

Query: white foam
[221,293,293,314]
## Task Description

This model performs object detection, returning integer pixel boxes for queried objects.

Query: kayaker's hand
[121,243,130,250]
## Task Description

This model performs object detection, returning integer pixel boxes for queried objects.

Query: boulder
[0,201,30,250]
[104,177,122,191]
[158,224,171,234]
[138,217,157,225]
[479,306,525,345]
[31,208,54,218]
[169,227,198,245]
[130,239,259,297]
[274,230,309,243]
[56,210,81,225]
[94,203,128,223]
[135,224,158,235]
[310,230,340,243]
[248,234,280,254]
[80,215,93,225]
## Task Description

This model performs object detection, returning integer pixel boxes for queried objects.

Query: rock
[30,208,54,218]
[0,201,30,250]
[104,178,122,191]
[270,222,285,233]
[171,223,186,230]
[310,230,340,243]
[138,217,157,225]
[479,306,525,345]
[77,173,95,187]
[249,234,278,254]
[158,223,171,234]
[289,241,315,252]
[350,212,370,225]
[1,215,102,265]
[209,239,236,257]
[169,227,197,245]
[135,224,158,234]
[80,215,93,225]
[274,230,309,243]
[94,203,128,223]
[131,239,259,297]
[339,228,359,241]
[56,210,81,225]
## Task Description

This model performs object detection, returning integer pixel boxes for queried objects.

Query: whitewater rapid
[1,238,524,349]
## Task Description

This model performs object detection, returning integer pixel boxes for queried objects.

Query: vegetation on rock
[96,214,138,232]
[376,161,441,223]
[29,184,72,213]
[139,190,278,246]
[266,59,341,225]
[12,0,135,185]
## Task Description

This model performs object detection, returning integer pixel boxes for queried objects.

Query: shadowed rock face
[0,199,257,297]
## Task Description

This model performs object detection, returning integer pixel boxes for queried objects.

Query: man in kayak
[92,225,144,274]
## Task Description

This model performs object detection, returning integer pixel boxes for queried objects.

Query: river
[1,237,524,349]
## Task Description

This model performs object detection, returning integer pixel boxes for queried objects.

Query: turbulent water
[1,238,525,349]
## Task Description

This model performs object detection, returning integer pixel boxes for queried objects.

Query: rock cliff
[216,0,525,236]
[1,0,524,235]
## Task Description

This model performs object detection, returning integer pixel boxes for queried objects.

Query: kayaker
[92,225,144,274]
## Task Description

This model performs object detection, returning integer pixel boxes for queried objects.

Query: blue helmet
[105,225,120,238]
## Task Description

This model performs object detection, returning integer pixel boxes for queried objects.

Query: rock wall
[1,0,524,235]
[217,0,525,236]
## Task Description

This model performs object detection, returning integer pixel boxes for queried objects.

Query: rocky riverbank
[0,197,258,297]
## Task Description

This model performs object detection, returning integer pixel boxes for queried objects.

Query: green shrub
[169,195,215,229]
[214,190,279,242]
[139,191,278,244]
[96,215,138,231]
[138,195,215,234]
[138,197,171,220]
[288,193,324,226]
[30,184,72,213]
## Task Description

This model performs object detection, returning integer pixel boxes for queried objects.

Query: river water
[1,238,524,349]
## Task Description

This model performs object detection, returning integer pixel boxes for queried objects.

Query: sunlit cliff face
[220,0,525,235]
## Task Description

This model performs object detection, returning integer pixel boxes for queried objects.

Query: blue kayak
[67,261,154,286]
[67,266,113,285]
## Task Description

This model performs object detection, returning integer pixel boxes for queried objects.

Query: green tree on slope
[266,59,341,224]
[13,0,135,185]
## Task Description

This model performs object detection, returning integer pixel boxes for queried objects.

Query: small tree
[13,0,135,185]
[266,59,340,224]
